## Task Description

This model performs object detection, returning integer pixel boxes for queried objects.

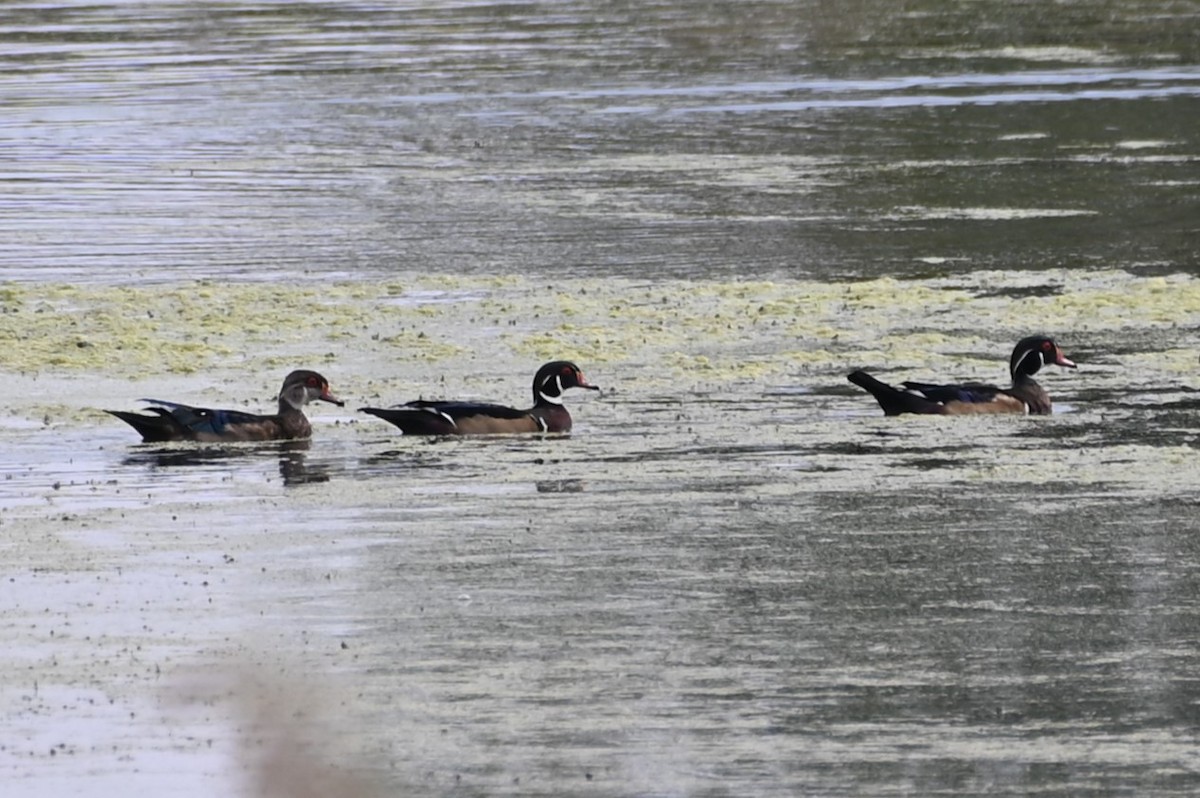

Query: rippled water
[4,1,1199,282]
[3,1,1200,796]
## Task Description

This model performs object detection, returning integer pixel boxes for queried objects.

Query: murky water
[3,2,1200,796]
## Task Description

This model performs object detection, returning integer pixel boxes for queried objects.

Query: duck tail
[847,370,944,416]
[105,408,187,442]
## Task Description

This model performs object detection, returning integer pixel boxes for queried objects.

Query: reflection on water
[276,442,330,486]
[119,440,331,486]
[536,479,586,493]
[3,1,1200,796]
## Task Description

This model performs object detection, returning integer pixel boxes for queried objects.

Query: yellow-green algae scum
[1,270,1199,425]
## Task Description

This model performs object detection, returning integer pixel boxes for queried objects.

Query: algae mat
[2,269,1199,422]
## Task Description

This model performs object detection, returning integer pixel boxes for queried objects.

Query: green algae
[2,269,1198,409]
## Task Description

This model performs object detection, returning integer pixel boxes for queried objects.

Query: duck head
[533,361,600,405]
[1009,336,1077,379]
[278,370,344,411]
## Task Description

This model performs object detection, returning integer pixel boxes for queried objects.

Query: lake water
[2,2,1200,796]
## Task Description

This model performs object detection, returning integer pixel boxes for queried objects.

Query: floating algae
[1,269,1199,424]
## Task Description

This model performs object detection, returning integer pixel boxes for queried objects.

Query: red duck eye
[1041,341,1053,351]
[307,376,320,387]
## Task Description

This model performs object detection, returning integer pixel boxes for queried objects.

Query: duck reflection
[536,479,586,494]
[276,440,330,485]
[120,440,330,486]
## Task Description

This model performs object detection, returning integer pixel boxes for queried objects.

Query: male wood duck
[359,360,600,435]
[107,370,344,442]
[848,336,1077,416]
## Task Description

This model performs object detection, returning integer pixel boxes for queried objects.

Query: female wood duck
[107,370,344,442]
[359,360,600,435]
[848,336,1077,415]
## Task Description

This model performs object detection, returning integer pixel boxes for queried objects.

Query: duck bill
[1054,349,1077,369]
[319,390,346,407]
[577,377,601,392]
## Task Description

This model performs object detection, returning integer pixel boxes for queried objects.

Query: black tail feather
[847,370,944,416]
[106,408,187,442]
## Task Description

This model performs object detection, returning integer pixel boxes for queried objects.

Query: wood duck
[848,336,1077,416]
[107,370,344,442]
[359,360,600,435]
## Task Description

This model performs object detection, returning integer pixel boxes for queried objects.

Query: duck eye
[306,376,320,387]
[1041,341,1053,351]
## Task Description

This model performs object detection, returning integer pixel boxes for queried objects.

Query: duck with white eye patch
[359,361,600,435]
[848,336,1077,416]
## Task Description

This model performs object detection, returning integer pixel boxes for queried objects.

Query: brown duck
[360,361,599,435]
[848,336,1077,415]
[107,370,344,442]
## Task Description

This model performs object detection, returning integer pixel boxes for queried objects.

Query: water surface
[2,2,1200,796]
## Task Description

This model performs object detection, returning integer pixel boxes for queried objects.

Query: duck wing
[139,400,269,439]
[360,400,536,435]
[900,381,1003,404]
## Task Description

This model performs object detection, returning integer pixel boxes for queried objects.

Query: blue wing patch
[141,400,262,436]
